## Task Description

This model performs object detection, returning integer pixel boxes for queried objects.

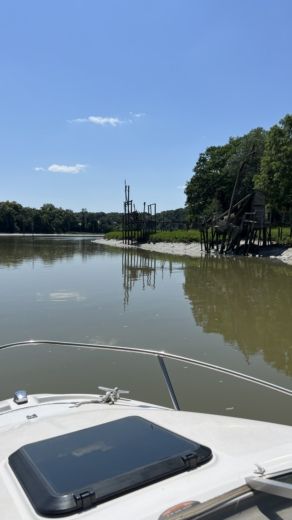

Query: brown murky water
[1,235,292,424]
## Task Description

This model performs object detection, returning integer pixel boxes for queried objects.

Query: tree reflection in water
[0,236,101,267]
[183,256,292,376]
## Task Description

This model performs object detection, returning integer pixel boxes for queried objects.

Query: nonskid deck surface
[1,394,292,519]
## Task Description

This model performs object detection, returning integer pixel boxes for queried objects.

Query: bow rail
[1,339,292,410]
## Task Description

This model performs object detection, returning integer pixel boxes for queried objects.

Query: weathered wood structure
[123,183,157,244]
[200,190,272,255]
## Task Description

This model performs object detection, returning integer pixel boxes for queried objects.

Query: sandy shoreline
[94,238,292,266]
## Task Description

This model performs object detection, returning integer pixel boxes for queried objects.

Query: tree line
[0,201,189,234]
[185,114,292,223]
[0,202,123,234]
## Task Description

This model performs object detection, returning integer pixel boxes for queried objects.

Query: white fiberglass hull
[1,393,292,519]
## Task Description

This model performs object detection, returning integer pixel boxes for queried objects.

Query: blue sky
[0,0,291,213]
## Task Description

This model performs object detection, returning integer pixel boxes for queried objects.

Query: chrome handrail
[1,339,292,410]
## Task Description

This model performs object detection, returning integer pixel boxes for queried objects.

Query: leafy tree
[185,139,240,220]
[0,201,24,232]
[223,128,266,204]
[39,204,60,233]
[254,115,292,214]
[185,128,266,221]
[62,209,78,232]
[156,208,189,229]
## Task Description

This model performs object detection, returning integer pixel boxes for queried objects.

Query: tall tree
[185,128,266,221]
[185,141,238,220]
[0,201,24,232]
[254,115,292,214]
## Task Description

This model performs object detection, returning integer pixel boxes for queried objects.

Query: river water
[1,235,292,424]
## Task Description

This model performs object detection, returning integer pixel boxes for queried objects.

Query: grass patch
[104,229,201,243]
[270,227,292,245]
[104,230,123,240]
[104,228,292,246]
[148,230,201,243]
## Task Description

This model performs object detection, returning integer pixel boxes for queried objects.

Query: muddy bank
[94,238,292,266]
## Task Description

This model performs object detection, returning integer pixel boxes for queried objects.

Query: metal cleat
[98,386,129,404]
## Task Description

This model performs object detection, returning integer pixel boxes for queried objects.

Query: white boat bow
[1,340,292,519]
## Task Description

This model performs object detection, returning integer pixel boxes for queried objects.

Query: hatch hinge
[182,453,198,470]
[74,490,95,510]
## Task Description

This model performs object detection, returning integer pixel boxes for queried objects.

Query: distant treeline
[185,114,292,222]
[0,201,188,234]
[0,202,122,233]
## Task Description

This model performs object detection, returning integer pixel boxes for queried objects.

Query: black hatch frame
[9,416,212,517]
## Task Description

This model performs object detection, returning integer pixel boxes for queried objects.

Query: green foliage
[186,115,292,220]
[254,115,292,213]
[185,143,234,219]
[185,128,266,221]
[156,208,189,228]
[149,230,201,243]
[0,202,123,234]
[0,203,192,235]
[104,231,124,240]
[270,227,292,245]
[0,201,31,232]
[104,230,201,243]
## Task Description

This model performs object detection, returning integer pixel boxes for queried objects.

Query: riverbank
[95,238,292,265]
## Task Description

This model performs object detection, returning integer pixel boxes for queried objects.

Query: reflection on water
[121,249,188,308]
[0,235,99,267]
[1,236,292,422]
[183,256,292,376]
[122,249,157,308]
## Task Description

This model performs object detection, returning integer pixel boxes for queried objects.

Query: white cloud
[70,115,122,127]
[34,163,87,174]
[88,116,121,126]
[177,184,186,190]
[70,112,146,126]
[48,163,87,174]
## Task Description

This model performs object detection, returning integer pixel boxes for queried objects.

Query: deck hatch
[9,416,212,516]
